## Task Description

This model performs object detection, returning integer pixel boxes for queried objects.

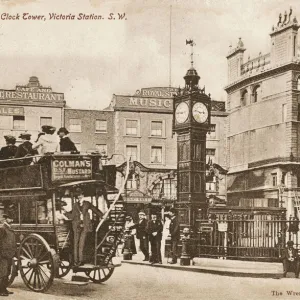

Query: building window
[297,77,300,90]
[69,119,81,132]
[40,117,52,127]
[74,143,81,152]
[282,104,287,122]
[252,85,261,103]
[126,177,137,190]
[126,120,138,136]
[241,90,248,106]
[95,120,107,133]
[206,148,216,164]
[294,36,297,57]
[151,146,163,164]
[151,121,163,137]
[207,124,216,139]
[126,145,138,161]
[0,116,11,129]
[13,116,25,130]
[271,173,277,187]
[96,144,107,155]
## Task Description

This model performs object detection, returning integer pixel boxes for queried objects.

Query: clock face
[192,102,208,123]
[175,102,189,124]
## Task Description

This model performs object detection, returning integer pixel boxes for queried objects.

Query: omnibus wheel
[86,267,114,283]
[57,252,73,278]
[18,234,57,292]
[7,258,18,287]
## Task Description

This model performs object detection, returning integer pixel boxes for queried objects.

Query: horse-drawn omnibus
[0,153,129,292]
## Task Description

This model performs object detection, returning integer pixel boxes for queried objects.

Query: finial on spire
[186,39,195,68]
[278,13,282,26]
[288,7,293,23]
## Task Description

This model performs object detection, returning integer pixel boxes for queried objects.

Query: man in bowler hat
[168,208,180,264]
[282,240,300,278]
[0,213,16,296]
[57,127,77,152]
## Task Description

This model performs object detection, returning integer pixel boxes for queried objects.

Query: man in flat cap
[15,133,38,165]
[32,125,59,155]
[0,136,17,168]
[57,127,77,152]
[129,211,149,261]
[282,240,300,278]
[0,213,16,296]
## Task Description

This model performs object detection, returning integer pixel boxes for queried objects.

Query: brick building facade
[225,9,300,217]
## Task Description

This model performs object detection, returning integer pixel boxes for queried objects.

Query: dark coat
[0,145,17,168]
[130,219,148,239]
[59,136,77,152]
[147,220,163,241]
[15,141,37,159]
[0,223,17,278]
[282,248,299,261]
[0,145,17,160]
[169,216,180,240]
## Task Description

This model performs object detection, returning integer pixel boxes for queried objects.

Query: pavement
[122,251,284,278]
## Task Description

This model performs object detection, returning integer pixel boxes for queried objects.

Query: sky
[0,0,298,109]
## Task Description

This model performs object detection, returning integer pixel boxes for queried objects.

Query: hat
[125,216,132,220]
[41,125,56,134]
[287,240,294,246]
[57,127,69,135]
[56,200,67,207]
[138,211,146,216]
[19,133,31,140]
[4,135,16,143]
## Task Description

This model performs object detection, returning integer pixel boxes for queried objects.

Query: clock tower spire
[173,40,211,231]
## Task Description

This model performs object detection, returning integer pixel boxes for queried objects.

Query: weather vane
[186,39,196,68]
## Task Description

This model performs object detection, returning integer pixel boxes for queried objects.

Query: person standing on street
[57,127,78,152]
[168,208,180,264]
[130,211,149,261]
[147,212,163,265]
[282,240,300,278]
[0,214,16,296]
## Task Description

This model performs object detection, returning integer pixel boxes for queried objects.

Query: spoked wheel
[85,267,114,283]
[18,234,57,292]
[7,258,18,287]
[57,252,72,278]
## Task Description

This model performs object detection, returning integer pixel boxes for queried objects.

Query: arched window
[252,85,261,103]
[241,90,248,106]
[297,76,300,90]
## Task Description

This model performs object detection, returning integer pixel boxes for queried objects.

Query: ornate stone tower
[173,41,211,229]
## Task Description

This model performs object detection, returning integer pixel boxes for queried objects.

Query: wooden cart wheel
[7,258,18,287]
[57,252,73,278]
[18,234,57,292]
[85,267,114,283]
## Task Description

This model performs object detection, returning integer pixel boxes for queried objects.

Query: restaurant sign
[51,157,92,181]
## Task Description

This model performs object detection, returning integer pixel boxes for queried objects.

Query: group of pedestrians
[0,125,77,166]
[125,208,180,265]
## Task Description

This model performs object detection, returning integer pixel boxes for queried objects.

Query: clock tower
[173,40,211,229]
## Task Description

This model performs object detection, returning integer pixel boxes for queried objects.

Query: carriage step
[63,281,89,286]
[71,275,89,282]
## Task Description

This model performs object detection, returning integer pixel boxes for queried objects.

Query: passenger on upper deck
[15,133,38,165]
[57,127,78,152]
[32,125,59,155]
[0,136,17,160]
[0,136,17,168]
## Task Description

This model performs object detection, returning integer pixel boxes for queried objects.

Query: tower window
[241,90,248,106]
[271,173,277,187]
[297,76,300,90]
[252,85,261,103]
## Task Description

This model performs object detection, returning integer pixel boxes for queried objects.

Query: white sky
[0,0,298,109]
